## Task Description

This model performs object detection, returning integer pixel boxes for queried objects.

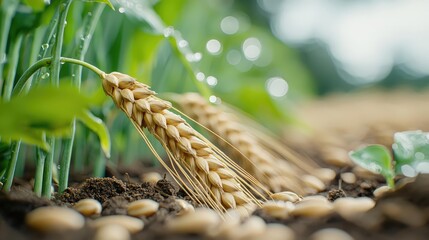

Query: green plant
[349,130,429,189]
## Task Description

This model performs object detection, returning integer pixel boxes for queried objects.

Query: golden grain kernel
[166,208,220,234]
[229,216,266,240]
[175,199,194,216]
[373,185,391,198]
[73,198,102,217]
[141,172,162,185]
[208,171,223,188]
[270,191,302,203]
[292,199,333,217]
[221,192,237,209]
[340,172,357,184]
[251,223,295,240]
[91,215,144,234]
[93,224,130,240]
[261,201,293,219]
[209,209,241,238]
[127,199,159,218]
[322,147,352,167]
[333,197,375,219]
[222,179,240,192]
[26,207,84,232]
[310,228,354,240]
[314,168,337,183]
[300,195,328,204]
[303,175,326,192]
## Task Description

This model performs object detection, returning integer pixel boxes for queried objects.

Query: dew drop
[206,39,222,55]
[221,16,239,35]
[209,95,218,103]
[41,72,50,79]
[266,77,288,97]
[64,20,67,25]
[193,52,202,62]
[119,7,125,13]
[41,43,49,50]
[163,26,175,37]
[401,164,417,177]
[178,40,188,48]
[195,72,205,81]
[206,76,218,86]
[416,162,429,173]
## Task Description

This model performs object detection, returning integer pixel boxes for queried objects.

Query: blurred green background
[1,0,428,173]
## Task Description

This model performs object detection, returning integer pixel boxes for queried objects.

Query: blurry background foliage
[1,0,428,170]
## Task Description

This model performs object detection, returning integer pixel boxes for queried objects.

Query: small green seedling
[349,130,429,189]
[349,144,395,188]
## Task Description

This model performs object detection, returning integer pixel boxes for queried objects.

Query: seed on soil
[380,200,426,227]
[310,228,354,240]
[302,175,326,192]
[94,224,130,240]
[166,208,220,234]
[373,185,391,198]
[127,199,159,217]
[270,191,302,203]
[340,172,357,184]
[251,223,295,240]
[333,197,375,219]
[321,147,351,167]
[314,168,337,183]
[91,215,144,234]
[300,195,328,204]
[26,206,85,232]
[140,172,163,185]
[291,197,333,217]
[210,210,241,238]
[229,216,266,240]
[73,198,102,216]
[261,200,294,219]
[175,199,194,216]
[353,166,377,179]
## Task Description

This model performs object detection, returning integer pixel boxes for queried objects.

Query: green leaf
[77,110,111,158]
[82,0,115,10]
[0,85,90,150]
[349,145,395,188]
[22,0,46,12]
[393,130,429,177]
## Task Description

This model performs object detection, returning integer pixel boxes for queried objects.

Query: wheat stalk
[175,93,324,194]
[101,72,265,211]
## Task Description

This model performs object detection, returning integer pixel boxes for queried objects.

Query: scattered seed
[251,223,295,240]
[301,195,328,204]
[270,191,302,203]
[230,216,266,240]
[175,199,195,216]
[73,198,102,217]
[373,185,391,198]
[91,215,144,234]
[322,147,351,167]
[340,172,357,184]
[303,175,326,192]
[314,168,337,183]
[141,172,162,185]
[310,228,354,240]
[353,166,377,179]
[94,224,130,240]
[127,199,159,218]
[166,208,220,234]
[210,209,241,238]
[261,200,294,219]
[26,206,84,232]
[333,197,375,220]
[292,198,333,217]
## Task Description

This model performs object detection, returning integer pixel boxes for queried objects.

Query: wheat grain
[174,93,325,194]
[101,72,264,211]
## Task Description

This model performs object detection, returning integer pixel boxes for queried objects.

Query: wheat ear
[175,93,323,194]
[101,72,264,211]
